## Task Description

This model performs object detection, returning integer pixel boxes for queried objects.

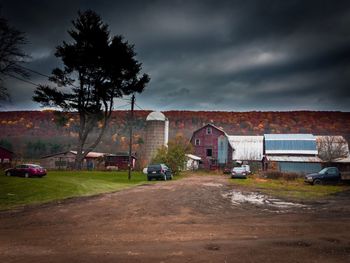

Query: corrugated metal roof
[186,154,202,160]
[70,151,106,158]
[265,134,318,155]
[267,155,322,163]
[264,134,315,141]
[228,136,264,161]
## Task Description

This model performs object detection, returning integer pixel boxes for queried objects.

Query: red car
[5,164,47,178]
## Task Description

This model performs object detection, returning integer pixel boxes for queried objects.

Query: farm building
[104,153,137,170]
[190,124,233,169]
[40,151,105,170]
[184,154,201,170]
[0,146,13,168]
[264,134,322,174]
[228,136,264,169]
[228,136,264,161]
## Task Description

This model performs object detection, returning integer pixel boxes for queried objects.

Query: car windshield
[319,168,328,174]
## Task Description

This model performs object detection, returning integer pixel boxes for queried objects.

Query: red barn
[0,146,14,168]
[190,124,233,169]
[104,153,137,170]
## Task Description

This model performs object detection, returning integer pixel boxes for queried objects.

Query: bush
[262,171,300,180]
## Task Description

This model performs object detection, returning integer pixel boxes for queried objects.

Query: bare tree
[317,136,349,163]
[0,14,28,102]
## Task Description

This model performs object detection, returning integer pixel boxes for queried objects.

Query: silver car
[231,167,248,179]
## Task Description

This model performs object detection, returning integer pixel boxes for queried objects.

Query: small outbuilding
[40,151,106,170]
[0,146,13,168]
[104,153,137,170]
[185,154,202,170]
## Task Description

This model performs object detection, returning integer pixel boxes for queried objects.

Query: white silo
[144,111,169,164]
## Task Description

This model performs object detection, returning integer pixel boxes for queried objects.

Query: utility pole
[128,94,135,180]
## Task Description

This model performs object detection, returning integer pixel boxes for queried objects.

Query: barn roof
[264,134,318,155]
[227,136,264,161]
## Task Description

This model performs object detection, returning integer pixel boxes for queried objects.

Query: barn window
[195,138,200,146]
[206,127,212,135]
[206,149,213,157]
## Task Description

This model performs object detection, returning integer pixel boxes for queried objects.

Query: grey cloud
[1,0,350,111]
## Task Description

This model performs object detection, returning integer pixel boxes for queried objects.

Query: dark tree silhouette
[0,15,28,102]
[33,10,150,169]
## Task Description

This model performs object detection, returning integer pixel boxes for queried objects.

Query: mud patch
[274,240,312,247]
[222,191,306,211]
[204,243,220,251]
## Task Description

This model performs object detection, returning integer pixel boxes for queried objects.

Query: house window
[195,138,200,146]
[206,127,212,135]
[3,158,10,163]
[206,149,213,157]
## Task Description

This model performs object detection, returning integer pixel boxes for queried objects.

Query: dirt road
[1,176,350,262]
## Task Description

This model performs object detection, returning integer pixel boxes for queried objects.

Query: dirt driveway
[1,175,350,263]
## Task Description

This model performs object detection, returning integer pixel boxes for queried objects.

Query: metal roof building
[264,134,318,155]
[227,136,264,161]
[264,134,321,174]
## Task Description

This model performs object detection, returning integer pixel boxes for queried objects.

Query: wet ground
[0,175,350,262]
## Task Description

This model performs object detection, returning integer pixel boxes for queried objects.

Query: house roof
[0,146,14,154]
[267,155,322,163]
[227,136,264,161]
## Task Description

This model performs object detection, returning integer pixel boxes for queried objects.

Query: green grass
[0,171,150,210]
[229,177,350,201]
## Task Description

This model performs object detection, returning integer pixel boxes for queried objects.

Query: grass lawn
[0,171,149,210]
[229,177,350,201]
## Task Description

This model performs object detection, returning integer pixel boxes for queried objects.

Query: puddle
[222,191,306,210]
[202,183,223,187]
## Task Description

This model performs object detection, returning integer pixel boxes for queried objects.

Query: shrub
[262,171,300,180]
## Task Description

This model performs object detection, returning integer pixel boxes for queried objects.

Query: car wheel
[6,171,11,176]
[313,179,322,185]
[24,172,29,178]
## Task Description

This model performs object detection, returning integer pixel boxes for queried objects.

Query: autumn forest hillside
[1,110,350,159]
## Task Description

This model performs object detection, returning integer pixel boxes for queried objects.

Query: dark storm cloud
[1,0,350,111]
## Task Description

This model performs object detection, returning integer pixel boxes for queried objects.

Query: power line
[16,64,51,79]
[4,72,41,88]
[16,64,80,88]
[134,102,145,111]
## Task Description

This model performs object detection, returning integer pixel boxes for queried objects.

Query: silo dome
[146,111,166,121]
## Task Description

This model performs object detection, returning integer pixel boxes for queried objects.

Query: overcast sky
[1,0,350,111]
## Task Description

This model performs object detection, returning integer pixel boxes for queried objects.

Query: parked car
[241,164,251,174]
[147,164,172,181]
[231,167,248,179]
[5,164,47,178]
[304,167,341,185]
